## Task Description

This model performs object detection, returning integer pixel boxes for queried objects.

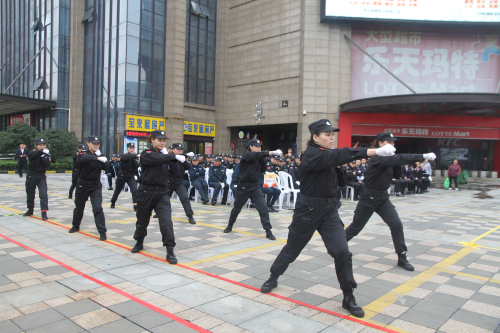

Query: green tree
[0,122,38,156]
[39,128,79,162]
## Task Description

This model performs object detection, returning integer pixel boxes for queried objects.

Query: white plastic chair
[280,172,300,207]
[101,171,108,189]
[275,172,291,210]
[345,186,355,201]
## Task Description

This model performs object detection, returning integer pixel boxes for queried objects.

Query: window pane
[117,63,126,95]
[152,84,164,100]
[189,78,197,90]
[208,20,215,33]
[197,79,205,92]
[126,36,140,64]
[125,64,139,96]
[189,27,198,43]
[189,53,197,77]
[197,92,205,104]
[153,70,163,83]
[199,30,207,45]
[188,90,197,103]
[140,40,153,68]
[153,43,164,69]
[207,32,215,47]
[154,31,165,44]
[198,55,205,79]
[140,66,152,81]
[207,58,214,81]
[142,11,153,29]
[128,23,140,37]
[142,27,153,41]
[206,93,214,106]
[140,98,151,111]
[142,0,153,11]
[140,81,152,98]
[125,96,138,108]
[128,0,141,24]
[154,15,164,31]
[155,1,165,15]
[206,81,214,93]
[190,14,198,28]
[152,100,163,113]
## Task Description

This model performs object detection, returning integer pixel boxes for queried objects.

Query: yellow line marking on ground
[458,222,500,249]
[362,246,475,321]
[441,269,500,284]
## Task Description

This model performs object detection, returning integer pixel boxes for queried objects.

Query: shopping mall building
[0,0,499,172]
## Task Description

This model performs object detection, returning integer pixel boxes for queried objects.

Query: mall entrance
[230,123,298,156]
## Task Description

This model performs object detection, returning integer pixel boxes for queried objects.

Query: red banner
[10,113,32,126]
[205,142,212,155]
[351,124,500,140]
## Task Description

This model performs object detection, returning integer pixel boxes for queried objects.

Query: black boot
[41,211,48,221]
[342,291,365,318]
[99,233,107,241]
[131,239,144,253]
[265,229,276,240]
[188,216,196,225]
[110,201,115,209]
[166,247,177,264]
[68,226,80,233]
[260,273,279,293]
[202,199,208,205]
[268,206,279,213]
[223,222,234,233]
[23,210,33,217]
[133,205,137,212]
[397,252,414,271]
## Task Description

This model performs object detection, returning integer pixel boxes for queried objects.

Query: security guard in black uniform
[69,144,85,199]
[131,130,179,264]
[275,157,289,173]
[110,143,140,210]
[167,143,196,224]
[347,161,364,201]
[223,139,281,240]
[69,136,109,241]
[223,155,234,170]
[189,158,210,204]
[290,155,301,189]
[345,132,436,271]
[260,119,397,318]
[208,157,229,205]
[23,138,51,221]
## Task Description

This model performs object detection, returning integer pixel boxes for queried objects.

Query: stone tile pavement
[0,174,499,332]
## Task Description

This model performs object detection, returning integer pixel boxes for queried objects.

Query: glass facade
[0,0,70,130]
[83,0,166,155]
[184,0,216,106]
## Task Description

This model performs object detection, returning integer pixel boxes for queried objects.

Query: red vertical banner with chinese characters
[230,142,235,152]
[350,28,500,100]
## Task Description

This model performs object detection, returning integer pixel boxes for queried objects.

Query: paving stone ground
[0,173,499,333]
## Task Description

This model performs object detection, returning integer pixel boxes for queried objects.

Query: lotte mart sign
[351,28,500,100]
[125,115,166,132]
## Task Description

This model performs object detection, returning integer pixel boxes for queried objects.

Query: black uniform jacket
[346,166,360,182]
[364,154,424,191]
[72,152,82,172]
[300,144,369,198]
[119,153,140,173]
[138,148,176,186]
[290,163,301,183]
[27,149,51,172]
[238,151,269,183]
[76,151,110,181]
[167,158,191,178]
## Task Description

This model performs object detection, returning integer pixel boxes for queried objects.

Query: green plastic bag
[463,169,469,179]
[444,177,450,188]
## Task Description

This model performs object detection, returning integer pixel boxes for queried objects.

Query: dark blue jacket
[231,163,240,186]
[189,164,206,181]
[209,164,227,183]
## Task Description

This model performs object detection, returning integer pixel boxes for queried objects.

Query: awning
[0,93,56,116]
[339,93,500,116]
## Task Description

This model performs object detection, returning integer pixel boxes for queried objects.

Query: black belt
[139,184,167,191]
[298,194,336,206]
[238,181,258,187]
[77,179,100,186]
[168,177,183,184]
[363,187,388,196]
[28,171,46,176]
[119,170,135,176]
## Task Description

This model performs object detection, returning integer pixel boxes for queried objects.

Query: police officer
[197,154,207,168]
[347,161,364,201]
[223,139,282,240]
[290,155,301,189]
[234,155,241,164]
[69,144,85,199]
[345,132,436,272]
[167,143,196,224]
[209,157,229,205]
[275,157,289,173]
[189,158,209,204]
[259,172,281,213]
[105,154,121,190]
[266,155,278,173]
[223,154,234,170]
[110,143,140,211]
[131,130,180,264]
[23,138,51,220]
[260,119,397,318]
[69,136,109,241]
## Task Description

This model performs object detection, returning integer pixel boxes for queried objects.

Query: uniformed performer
[23,138,51,221]
[131,130,180,264]
[69,136,109,241]
[69,144,85,199]
[208,157,229,205]
[345,132,436,272]
[110,143,140,211]
[260,119,397,318]
[223,139,282,240]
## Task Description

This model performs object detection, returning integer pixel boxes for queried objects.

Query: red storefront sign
[230,142,235,151]
[10,113,32,126]
[125,131,150,137]
[205,142,212,155]
[351,124,500,140]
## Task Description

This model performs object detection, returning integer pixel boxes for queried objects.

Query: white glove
[43,149,49,154]
[234,185,237,188]
[161,148,168,154]
[221,183,225,189]
[186,152,195,157]
[274,149,283,156]
[175,155,186,163]
[423,153,436,160]
[295,181,300,186]
[98,157,107,163]
[95,149,101,156]
[376,145,396,156]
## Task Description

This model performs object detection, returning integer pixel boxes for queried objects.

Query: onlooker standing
[482,157,489,171]
[447,159,461,191]
[16,143,29,178]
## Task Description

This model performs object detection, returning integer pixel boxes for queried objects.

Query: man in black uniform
[234,155,241,164]
[197,154,207,168]
[69,136,109,241]
[223,155,234,170]
[69,144,85,199]
[275,158,288,173]
[223,139,281,239]
[189,158,209,204]
[290,155,301,189]
[23,138,51,220]
[16,143,29,178]
[347,161,364,201]
[209,157,229,205]
[105,155,121,190]
[110,143,140,210]
[260,119,397,318]
[345,132,436,271]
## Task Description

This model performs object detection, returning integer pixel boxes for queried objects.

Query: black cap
[217,153,222,156]
[112,154,120,157]
[308,119,339,135]
[35,138,46,145]
[278,157,284,162]
[151,130,168,139]
[214,156,223,162]
[78,144,85,149]
[223,153,228,157]
[172,143,183,149]
[376,132,398,143]
[230,155,235,158]
[350,160,356,164]
[168,146,173,150]
[87,136,100,144]
[235,155,241,159]
[247,138,262,147]
[127,142,135,148]
[296,154,302,159]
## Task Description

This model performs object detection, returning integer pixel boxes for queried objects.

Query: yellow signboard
[184,121,215,137]
[125,115,166,132]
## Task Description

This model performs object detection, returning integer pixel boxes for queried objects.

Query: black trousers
[347,181,364,199]
[26,173,48,211]
[406,179,415,193]
[449,176,458,189]
[414,179,422,193]
[270,197,357,292]
[111,174,138,204]
[209,181,229,204]
[392,179,407,193]
[421,178,429,191]
[228,184,272,230]
[72,183,107,234]
[168,179,193,217]
[191,179,209,201]
[18,159,28,176]
[69,171,78,197]
[134,189,175,247]
[346,190,407,254]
